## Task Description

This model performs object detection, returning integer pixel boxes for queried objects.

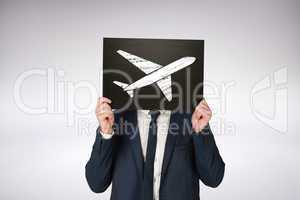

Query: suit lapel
[126,110,144,179]
[161,112,178,177]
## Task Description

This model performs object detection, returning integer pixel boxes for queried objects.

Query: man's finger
[201,100,210,109]
[96,109,113,116]
[197,99,210,109]
[97,102,111,111]
[100,103,112,110]
[197,104,212,115]
[200,101,210,110]
[201,99,209,106]
[192,113,197,129]
[195,108,209,119]
[99,112,114,121]
[196,104,210,113]
[98,97,112,104]
[96,109,114,115]
[96,104,112,115]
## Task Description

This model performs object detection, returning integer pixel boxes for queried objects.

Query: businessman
[85,97,225,200]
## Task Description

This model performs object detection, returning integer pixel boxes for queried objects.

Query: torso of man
[101,109,171,200]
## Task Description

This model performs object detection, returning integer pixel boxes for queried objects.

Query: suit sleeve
[85,127,114,193]
[192,124,225,188]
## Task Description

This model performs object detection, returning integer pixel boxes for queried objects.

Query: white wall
[1,0,299,199]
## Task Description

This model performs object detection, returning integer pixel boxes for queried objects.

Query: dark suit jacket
[85,110,225,200]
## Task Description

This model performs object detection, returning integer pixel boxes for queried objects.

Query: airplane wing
[156,75,172,101]
[117,50,162,74]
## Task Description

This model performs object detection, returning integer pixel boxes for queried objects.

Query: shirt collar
[137,109,171,118]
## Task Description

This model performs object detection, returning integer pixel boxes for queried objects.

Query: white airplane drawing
[113,50,196,102]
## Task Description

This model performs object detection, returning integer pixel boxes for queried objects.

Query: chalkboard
[103,38,204,113]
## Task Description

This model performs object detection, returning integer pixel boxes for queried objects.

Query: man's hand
[192,99,212,133]
[95,97,114,134]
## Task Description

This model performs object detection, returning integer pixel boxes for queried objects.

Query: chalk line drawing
[113,50,196,101]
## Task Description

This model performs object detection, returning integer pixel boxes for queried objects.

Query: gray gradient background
[1,0,300,199]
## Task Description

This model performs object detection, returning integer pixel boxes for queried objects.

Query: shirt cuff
[193,123,211,136]
[99,129,114,140]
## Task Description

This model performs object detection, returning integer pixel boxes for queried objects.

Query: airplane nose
[185,57,196,64]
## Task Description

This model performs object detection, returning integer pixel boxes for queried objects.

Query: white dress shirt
[100,109,171,200]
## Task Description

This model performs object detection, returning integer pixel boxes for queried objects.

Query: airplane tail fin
[113,81,134,97]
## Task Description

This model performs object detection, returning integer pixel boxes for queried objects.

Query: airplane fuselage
[124,57,196,91]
